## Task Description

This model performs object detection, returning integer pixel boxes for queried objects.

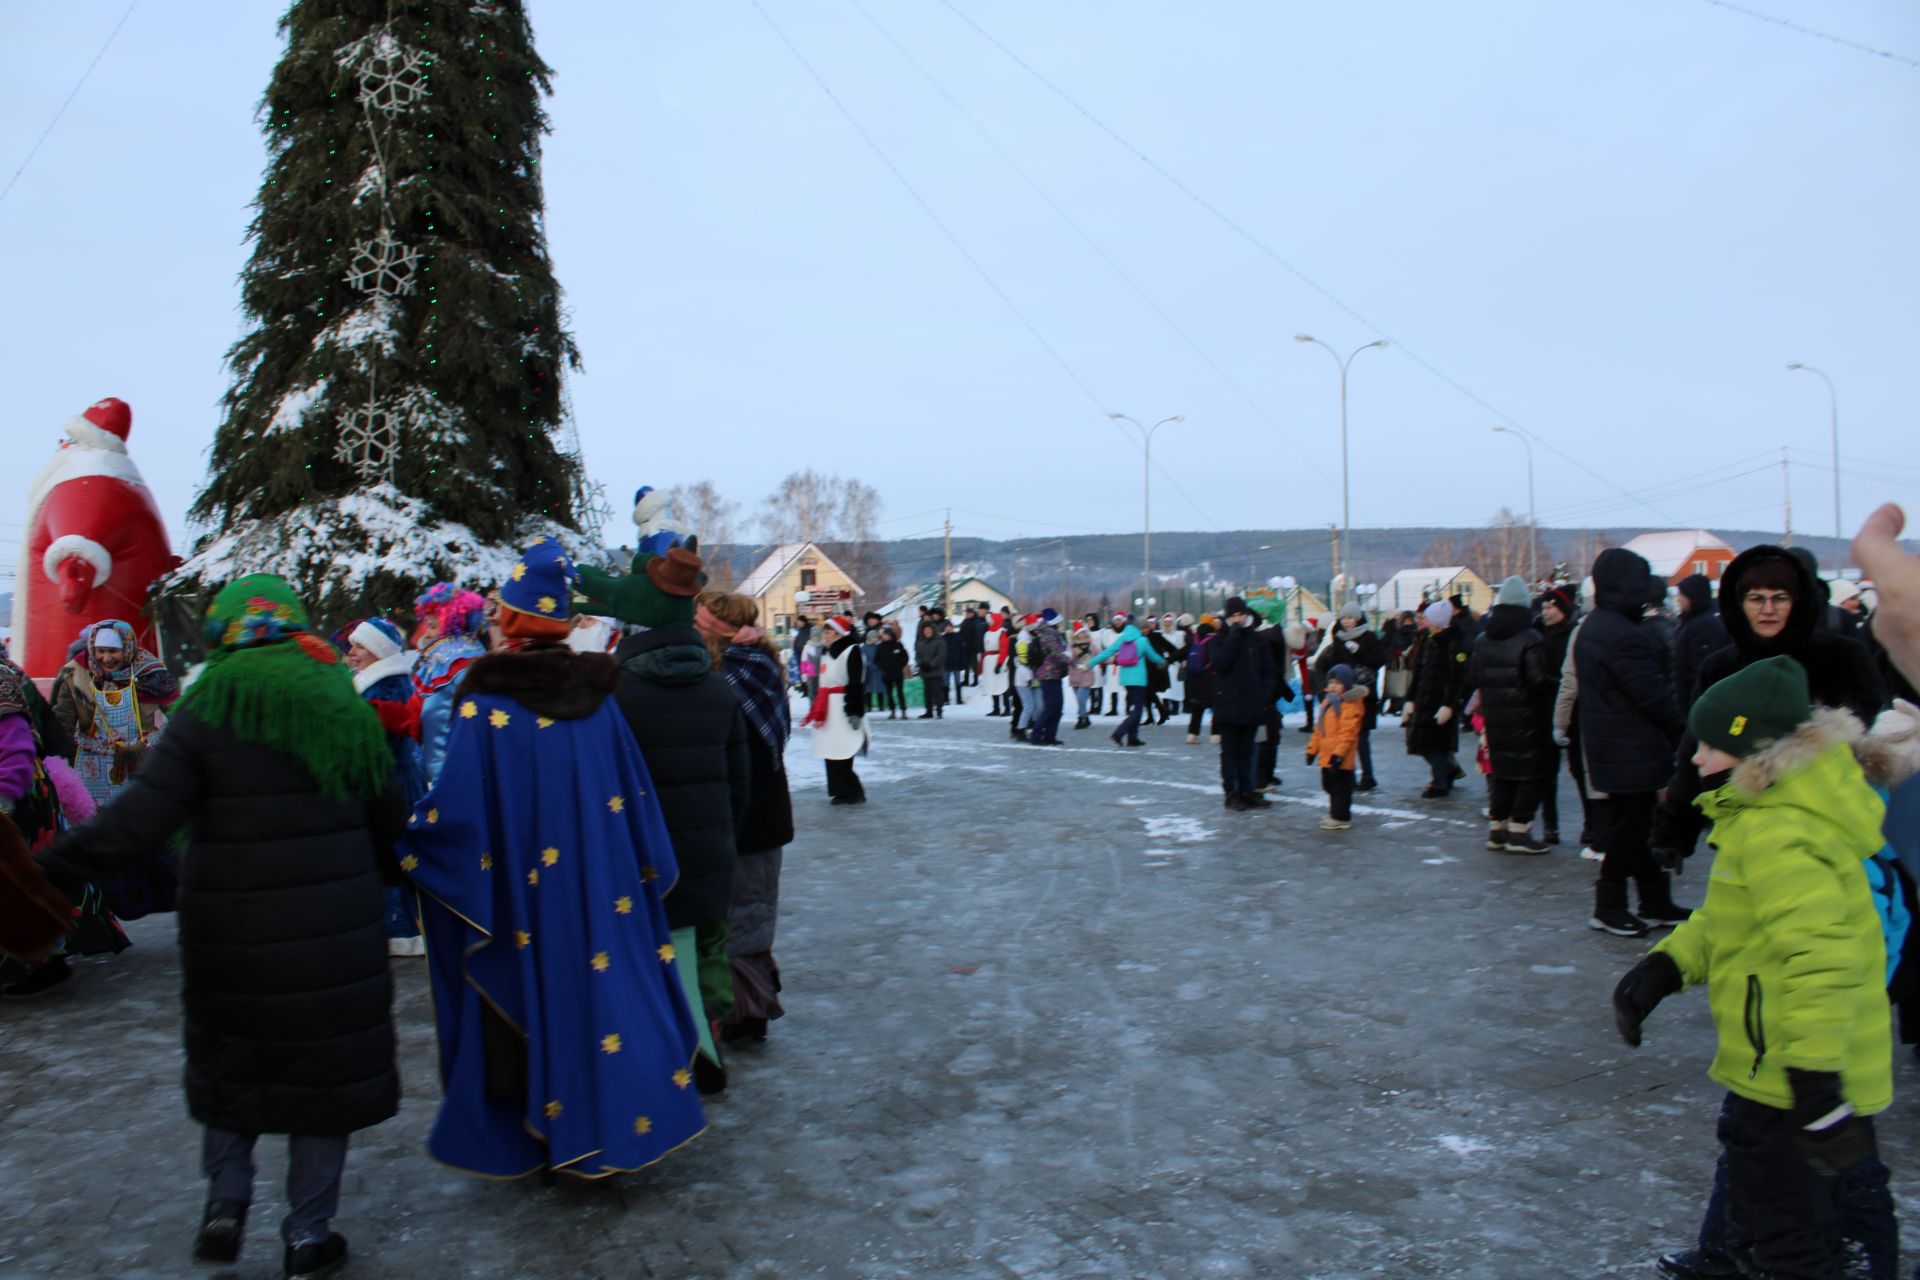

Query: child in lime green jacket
[1611,655,1891,1278]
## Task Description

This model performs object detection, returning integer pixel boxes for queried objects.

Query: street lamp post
[1786,362,1840,544]
[1294,334,1388,603]
[1108,412,1184,608]
[1491,425,1537,582]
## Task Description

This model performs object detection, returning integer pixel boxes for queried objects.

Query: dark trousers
[1218,722,1257,795]
[1566,716,1595,840]
[1356,728,1374,783]
[1255,708,1283,784]
[1188,707,1208,737]
[1114,686,1148,743]
[919,674,945,710]
[1596,789,1664,899]
[1696,1099,1896,1279]
[825,756,864,800]
[1322,767,1354,820]
[1488,775,1547,824]
[203,1128,348,1248]
[1423,748,1456,790]
[1720,1092,1851,1280]
[1540,747,1561,833]
[949,669,967,703]
[1032,679,1064,743]
[882,676,906,713]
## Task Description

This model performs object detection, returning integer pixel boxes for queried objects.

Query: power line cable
[0,0,141,211]
[748,0,1110,415]
[934,0,1676,524]
[1698,0,1918,68]
[847,0,1334,485]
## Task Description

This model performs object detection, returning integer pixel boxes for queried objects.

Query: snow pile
[265,379,331,435]
[168,482,576,617]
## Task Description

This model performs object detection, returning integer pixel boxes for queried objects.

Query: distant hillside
[816,526,1869,600]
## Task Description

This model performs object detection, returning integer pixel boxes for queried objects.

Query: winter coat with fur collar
[1654,709,1893,1115]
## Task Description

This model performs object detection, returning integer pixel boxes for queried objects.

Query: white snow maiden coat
[808,639,870,761]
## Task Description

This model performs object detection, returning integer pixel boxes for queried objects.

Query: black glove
[1329,755,1343,769]
[1650,845,1688,872]
[1612,952,1682,1047]
[1787,1068,1874,1178]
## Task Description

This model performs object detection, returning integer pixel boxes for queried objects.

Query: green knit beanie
[1688,654,1812,758]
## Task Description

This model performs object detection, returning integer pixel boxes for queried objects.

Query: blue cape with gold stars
[398,655,705,1178]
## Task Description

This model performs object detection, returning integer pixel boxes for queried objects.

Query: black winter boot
[1635,872,1693,929]
[1590,879,1649,937]
[194,1200,247,1263]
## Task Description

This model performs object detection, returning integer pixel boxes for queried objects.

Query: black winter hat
[1224,596,1251,616]
[1688,655,1812,758]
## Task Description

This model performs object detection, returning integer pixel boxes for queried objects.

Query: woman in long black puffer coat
[44,574,402,1276]
[1405,601,1470,797]
[1468,577,1558,853]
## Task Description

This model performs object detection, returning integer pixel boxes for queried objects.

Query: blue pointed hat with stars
[499,535,575,621]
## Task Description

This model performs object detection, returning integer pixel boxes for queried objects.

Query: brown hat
[645,546,703,598]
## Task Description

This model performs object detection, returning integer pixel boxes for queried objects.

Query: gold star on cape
[536,716,554,729]
[541,847,560,866]
[634,1115,653,1135]
[601,1033,622,1054]
[425,807,438,824]
[460,701,478,719]
[656,943,676,963]
[537,595,558,614]
[672,1068,692,1089]
[544,1100,563,1119]
[479,852,492,870]
[489,708,511,728]
[614,896,633,915]
[591,951,610,972]
[399,854,419,872]
[515,930,532,949]
[607,795,625,813]
[641,866,660,882]
[511,563,526,581]
[526,869,539,887]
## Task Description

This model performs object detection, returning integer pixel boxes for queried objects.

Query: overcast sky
[3,0,1917,574]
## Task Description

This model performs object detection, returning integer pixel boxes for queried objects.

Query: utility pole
[1781,448,1793,547]
[1328,524,1340,601]
[1059,542,1068,612]
[942,510,953,616]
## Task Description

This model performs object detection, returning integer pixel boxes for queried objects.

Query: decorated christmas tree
[172,0,595,621]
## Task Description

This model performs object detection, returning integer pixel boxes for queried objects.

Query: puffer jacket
[1653,545,1888,855]
[1573,549,1683,794]
[1306,692,1364,770]
[1092,624,1166,688]
[1654,710,1892,1115]
[1672,573,1729,713]
[48,706,404,1135]
[1468,604,1556,779]
[613,626,750,930]
[1405,623,1469,753]
[1032,624,1072,682]
[1314,624,1387,730]
[1206,623,1274,725]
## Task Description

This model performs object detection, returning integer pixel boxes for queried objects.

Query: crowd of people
[4,503,1920,1279]
[0,535,794,1277]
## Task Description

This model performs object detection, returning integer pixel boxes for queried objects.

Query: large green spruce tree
[174,0,585,621]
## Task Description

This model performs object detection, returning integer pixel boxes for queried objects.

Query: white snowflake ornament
[334,399,403,482]
[354,40,428,117]
[344,229,419,297]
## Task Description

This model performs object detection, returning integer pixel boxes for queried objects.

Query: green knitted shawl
[181,575,392,801]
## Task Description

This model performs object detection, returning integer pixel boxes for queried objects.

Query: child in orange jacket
[1306,663,1365,830]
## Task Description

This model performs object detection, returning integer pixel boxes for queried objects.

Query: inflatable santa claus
[10,398,178,679]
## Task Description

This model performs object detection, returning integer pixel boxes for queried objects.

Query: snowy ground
[5,692,1920,1278]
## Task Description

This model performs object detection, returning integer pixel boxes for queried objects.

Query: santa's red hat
[64,397,132,452]
[824,616,855,636]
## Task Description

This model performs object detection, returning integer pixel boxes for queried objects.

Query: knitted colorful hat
[348,617,406,660]
[415,582,488,637]
[1690,654,1812,759]
[1542,585,1575,615]
[187,575,389,801]
[500,535,575,621]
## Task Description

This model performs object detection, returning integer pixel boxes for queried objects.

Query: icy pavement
[6,699,1920,1278]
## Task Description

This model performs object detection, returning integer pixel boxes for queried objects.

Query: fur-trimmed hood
[1722,703,1920,797]
[454,646,619,721]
